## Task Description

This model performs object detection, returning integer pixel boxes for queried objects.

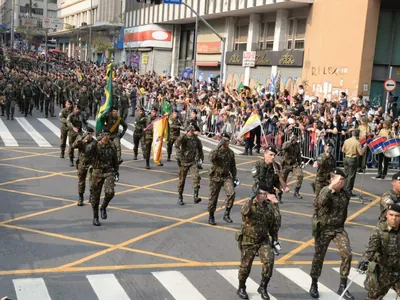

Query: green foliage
[91,31,114,53]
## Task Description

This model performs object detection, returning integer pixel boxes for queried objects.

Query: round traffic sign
[43,17,50,25]
[384,78,397,92]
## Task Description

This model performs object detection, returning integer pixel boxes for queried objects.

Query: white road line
[197,135,241,154]
[13,278,52,300]
[0,118,18,146]
[15,117,52,147]
[217,269,277,300]
[38,118,69,144]
[87,274,131,300]
[277,268,339,300]
[88,120,134,149]
[333,268,398,298]
[152,270,207,300]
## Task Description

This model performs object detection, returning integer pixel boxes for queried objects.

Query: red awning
[196,61,219,67]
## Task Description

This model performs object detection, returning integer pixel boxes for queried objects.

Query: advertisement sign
[242,51,256,67]
[124,24,173,49]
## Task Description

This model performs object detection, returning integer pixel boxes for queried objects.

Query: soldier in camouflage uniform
[358,203,400,300]
[142,107,161,169]
[78,85,91,120]
[101,107,127,164]
[0,77,7,116]
[167,110,182,161]
[72,127,97,206]
[175,125,204,205]
[92,82,102,117]
[118,90,130,121]
[208,133,237,225]
[279,133,304,200]
[132,107,146,160]
[90,128,119,226]
[378,172,400,222]
[312,141,336,198]
[67,104,88,167]
[3,82,16,120]
[21,78,34,117]
[309,168,354,300]
[236,181,279,300]
[42,79,56,118]
[59,100,73,158]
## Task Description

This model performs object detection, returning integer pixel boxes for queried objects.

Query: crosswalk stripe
[0,118,18,146]
[88,120,134,149]
[38,118,69,144]
[152,270,207,300]
[277,268,339,300]
[13,278,52,300]
[333,267,398,298]
[217,269,277,300]
[15,117,52,147]
[87,274,131,300]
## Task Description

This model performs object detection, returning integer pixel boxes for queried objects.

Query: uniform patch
[383,197,394,205]
[251,167,258,175]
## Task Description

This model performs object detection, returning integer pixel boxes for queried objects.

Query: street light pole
[10,0,15,51]
[87,0,92,62]
[192,15,198,92]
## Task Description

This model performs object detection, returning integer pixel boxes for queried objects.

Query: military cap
[103,128,110,133]
[332,168,345,177]
[325,140,335,148]
[265,146,277,155]
[257,181,270,192]
[86,127,94,133]
[110,106,118,111]
[221,132,231,139]
[186,124,196,132]
[388,203,400,213]
[391,172,400,181]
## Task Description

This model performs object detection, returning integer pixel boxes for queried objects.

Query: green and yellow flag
[96,63,113,132]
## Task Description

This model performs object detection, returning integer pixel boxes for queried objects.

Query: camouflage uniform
[67,112,87,166]
[102,114,128,163]
[142,115,157,167]
[280,140,304,197]
[21,82,34,117]
[310,186,352,279]
[78,89,91,119]
[362,221,400,299]
[42,83,55,118]
[167,117,182,161]
[3,85,16,120]
[208,147,237,224]
[59,107,72,157]
[379,190,400,222]
[90,140,119,225]
[92,86,102,117]
[314,152,336,198]
[118,94,130,121]
[132,113,146,159]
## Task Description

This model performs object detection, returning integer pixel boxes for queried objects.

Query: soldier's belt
[92,168,114,174]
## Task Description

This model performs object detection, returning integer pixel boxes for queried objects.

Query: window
[234,24,248,51]
[287,18,306,50]
[48,0,57,3]
[179,29,195,60]
[48,10,57,18]
[259,21,275,50]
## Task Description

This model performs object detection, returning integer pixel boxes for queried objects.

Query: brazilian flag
[237,82,244,91]
[96,62,113,132]
[161,98,171,115]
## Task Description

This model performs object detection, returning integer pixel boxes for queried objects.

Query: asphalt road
[0,108,395,300]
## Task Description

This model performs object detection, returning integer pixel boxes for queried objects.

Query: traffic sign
[164,0,182,4]
[384,78,397,92]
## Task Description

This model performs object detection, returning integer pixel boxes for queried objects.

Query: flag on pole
[96,62,113,132]
[238,111,262,137]
[152,115,168,165]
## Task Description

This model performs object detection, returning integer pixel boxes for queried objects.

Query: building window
[287,18,306,50]
[179,29,195,60]
[259,21,275,50]
[48,10,57,18]
[234,24,248,51]
[48,0,57,3]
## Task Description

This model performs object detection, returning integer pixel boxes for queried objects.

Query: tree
[91,31,115,57]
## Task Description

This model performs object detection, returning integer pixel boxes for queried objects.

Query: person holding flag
[239,105,262,156]
[142,106,163,169]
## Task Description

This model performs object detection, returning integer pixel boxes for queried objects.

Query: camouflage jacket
[316,153,336,183]
[175,134,204,165]
[209,148,237,180]
[59,108,72,130]
[92,87,102,103]
[143,115,157,141]
[133,115,147,137]
[21,84,34,98]
[72,135,97,167]
[67,112,87,133]
[251,159,281,193]
[379,190,400,221]
[316,186,350,229]
[241,198,278,243]
[102,114,128,137]
[78,90,90,108]
[281,141,302,166]
[119,95,130,109]
[42,84,55,100]
[169,118,182,139]
[4,87,17,104]
[92,141,119,174]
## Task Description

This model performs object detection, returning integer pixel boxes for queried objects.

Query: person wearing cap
[376,120,392,179]
[358,203,400,299]
[59,100,73,158]
[309,168,354,300]
[312,141,336,198]
[236,181,279,300]
[67,104,88,167]
[132,107,146,160]
[378,172,400,222]
[280,133,304,199]
[21,77,34,117]
[142,106,163,169]
[167,110,183,161]
[72,127,97,206]
[90,128,119,226]
[77,84,91,120]
[175,124,204,205]
[342,129,368,196]
[207,132,237,225]
[43,79,56,118]
[3,81,16,121]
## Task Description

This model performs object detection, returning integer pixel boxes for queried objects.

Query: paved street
[0,110,395,300]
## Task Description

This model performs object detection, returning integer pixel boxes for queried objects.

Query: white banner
[124,24,173,49]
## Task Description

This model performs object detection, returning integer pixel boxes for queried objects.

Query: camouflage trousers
[178,163,200,194]
[310,229,352,279]
[238,241,275,281]
[133,134,141,157]
[365,270,400,300]
[141,137,153,160]
[60,127,68,151]
[119,107,129,121]
[281,164,303,189]
[271,203,281,229]
[208,177,235,213]
[91,171,115,211]
[68,132,81,158]
[77,166,90,194]
[111,135,121,161]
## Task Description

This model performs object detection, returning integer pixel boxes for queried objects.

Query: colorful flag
[152,115,168,165]
[161,98,171,115]
[237,82,244,91]
[238,111,262,137]
[96,62,113,132]
[76,71,83,82]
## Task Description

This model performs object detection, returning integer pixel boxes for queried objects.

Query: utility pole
[191,15,198,92]
[10,0,15,52]
[87,0,92,62]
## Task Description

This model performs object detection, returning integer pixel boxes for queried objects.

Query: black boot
[223,207,233,223]
[177,193,184,205]
[309,277,319,298]
[277,192,283,204]
[249,149,253,156]
[208,212,216,225]
[77,193,84,206]
[145,158,150,169]
[93,208,101,226]
[337,278,355,300]
[193,188,201,204]
[294,187,303,199]
[100,206,107,219]
[167,154,171,162]
[69,157,74,167]
[240,150,248,156]
[257,277,270,300]
[237,280,249,299]
[133,156,138,160]
[60,149,65,158]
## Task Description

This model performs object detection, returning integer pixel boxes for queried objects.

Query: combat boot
[309,277,319,298]
[208,212,216,225]
[223,207,233,223]
[249,149,253,156]
[167,154,171,162]
[294,187,303,199]
[177,193,184,205]
[93,208,101,226]
[277,192,283,204]
[145,158,150,169]
[337,278,355,300]
[77,193,84,206]
[193,188,202,204]
[100,206,107,219]
[69,157,74,167]
[60,148,65,158]
[237,280,249,299]
[257,276,270,300]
